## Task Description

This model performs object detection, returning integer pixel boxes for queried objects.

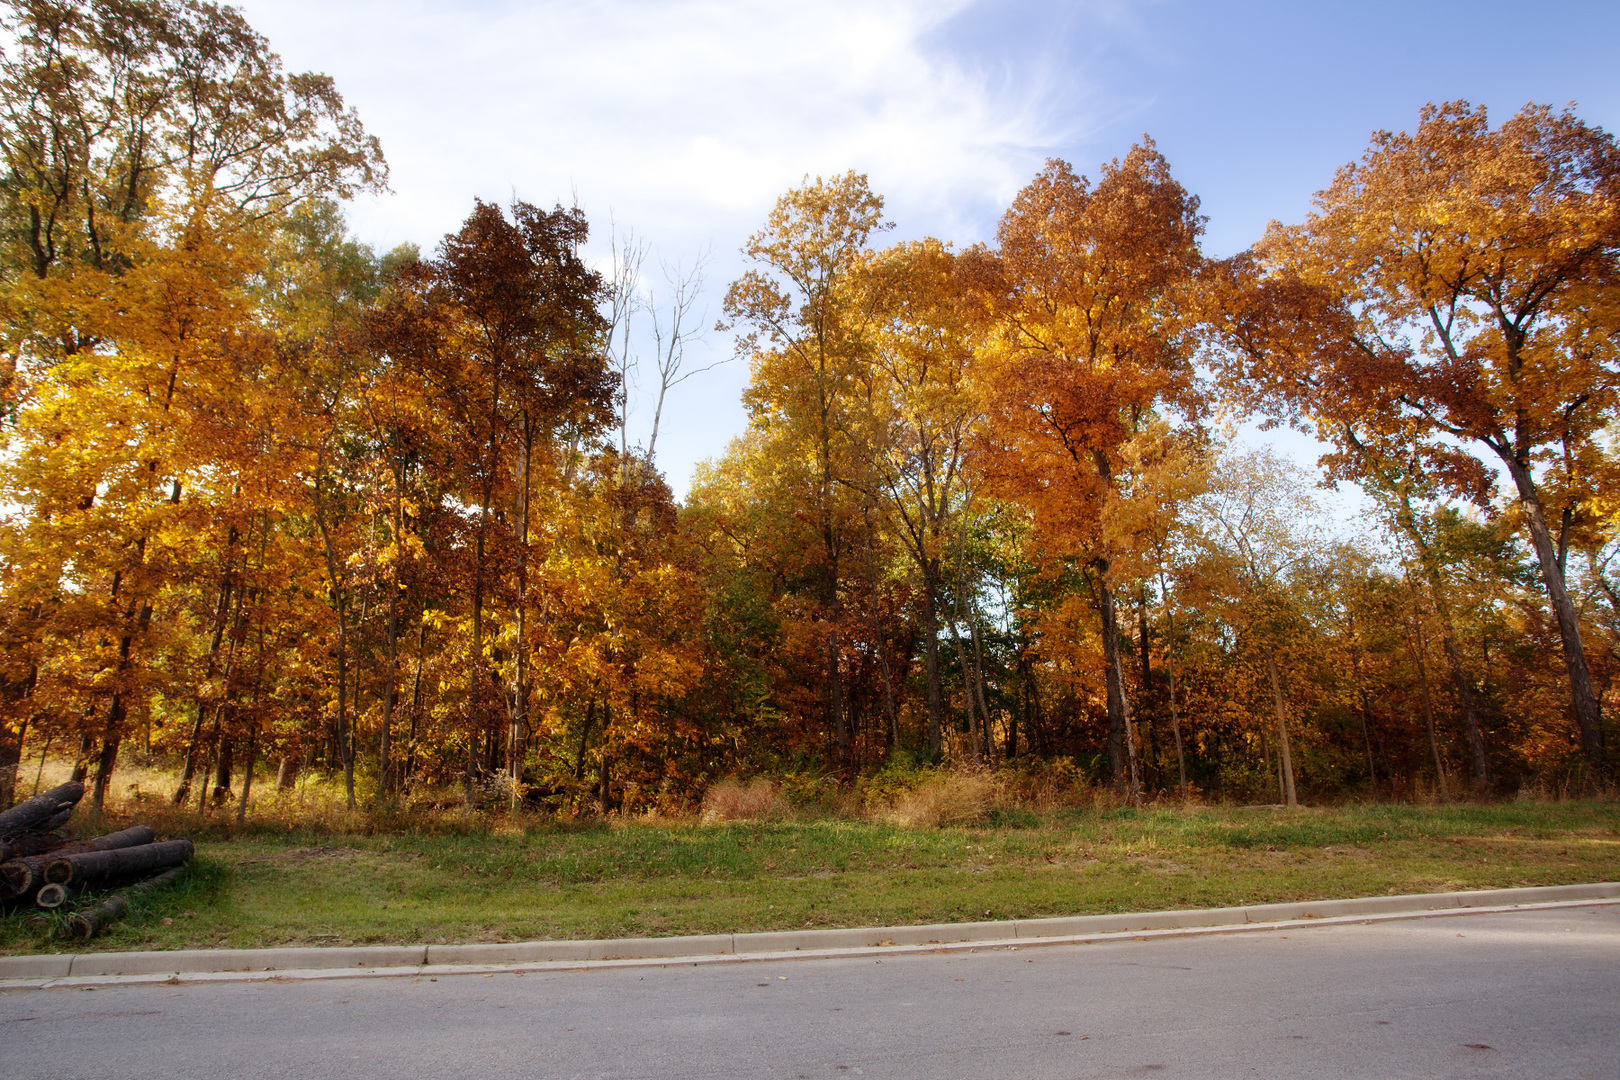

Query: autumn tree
[971,142,1206,794]
[843,238,984,755]
[413,200,613,802]
[1219,103,1619,771]
[725,171,888,775]
[0,0,383,808]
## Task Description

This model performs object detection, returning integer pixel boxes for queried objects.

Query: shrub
[880,770,999,828]
[699,778,788,823]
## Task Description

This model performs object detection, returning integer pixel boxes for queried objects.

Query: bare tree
[604,222,649,464]
[644,247,715,464]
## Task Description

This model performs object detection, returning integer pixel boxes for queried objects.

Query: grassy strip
[2,801,1616,955]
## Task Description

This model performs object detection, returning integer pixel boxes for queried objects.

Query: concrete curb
[2,881,1615,989]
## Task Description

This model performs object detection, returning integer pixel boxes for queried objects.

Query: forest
[0,0,1616,823]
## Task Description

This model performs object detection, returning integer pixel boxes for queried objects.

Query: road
[1,904,1615,1079]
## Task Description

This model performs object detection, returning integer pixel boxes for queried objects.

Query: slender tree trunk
[379,466,406,800]
[572,699,596,782]
[0,707,27,811]
[1394,489,1488,786]
[1138,592,1157,786]
[869,603,900,752]
[236,727,258,825]
[1158,578,1188,804]
[1409,605,1450,800]
[966,598,996,769]
[468,481,492,808]
[1097,569,1139,801]
[30,733,52,797]
[316,490,356,810]
[1348,619,1378,792]
[507,414,533,811]
[211,738,233,807]
[1500,452,1605,766]
[945,613,982,767]
[921,569,944,755]
[175,555,235,806]
[1263,647,1298,807]
[407,613,427,788]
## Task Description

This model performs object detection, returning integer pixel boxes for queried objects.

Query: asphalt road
[1,904,1615,1079]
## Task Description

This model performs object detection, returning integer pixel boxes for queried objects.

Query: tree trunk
[63,866,186,940]
[1500,451,1605,766]
[468,483,492,808]
[0,708,26,811]
[2,824,158,895]
[1263,647,1298,807]
[211,738,233,807]
[0,780,83,840]
[966,600,996,769]
[946,613,982,767]
[276,757,300,790]
[1159,582,1188,804]
[921,567,944,756]
[1348,620,1378,791]
[506,413,534,811]
[1393,489,1488,786]
[1409,607,1450,800]
[45,838,193,887]
[237,727,258,825]
[1097,570,1139,801]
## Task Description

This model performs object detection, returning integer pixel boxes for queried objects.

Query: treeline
[0,1,1615,816]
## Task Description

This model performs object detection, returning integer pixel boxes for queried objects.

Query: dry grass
[878,769,1001,828]
[699,777,789,823]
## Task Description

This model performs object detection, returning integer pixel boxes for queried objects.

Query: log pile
[1,781,194,938]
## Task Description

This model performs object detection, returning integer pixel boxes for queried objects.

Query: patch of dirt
[238,846,363,866]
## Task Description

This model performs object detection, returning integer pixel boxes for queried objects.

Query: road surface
[2,904,1615,1079]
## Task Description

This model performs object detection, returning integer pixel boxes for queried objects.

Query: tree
[417,199,612,803]
[1195,448,1333,807]
[725,171,888,775]
[846,238,982,755]
[1220,103,1619,769]
[971,143,1206,793]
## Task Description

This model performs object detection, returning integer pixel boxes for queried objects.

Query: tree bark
[1264,647,1298,807]
[945,611,982,767]
[920,567,944,756]
[1409,605,1450,799]
[1500,451,1605,766]
[1393,489,1488,786]
[63,866,186,940]
[45,838,193,887]
[0,780,83,840]
[1097,569,1140,802]
[1159,580,1188,803]
[506,412,534,811]
[1348,619,1378,791]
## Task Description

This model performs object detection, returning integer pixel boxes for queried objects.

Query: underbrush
[11,752,1619,843]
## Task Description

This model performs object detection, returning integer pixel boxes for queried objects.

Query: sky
[235,0,1620,500]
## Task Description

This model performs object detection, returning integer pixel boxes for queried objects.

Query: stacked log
[0,826,159,899]
[0,781,84,862]
[62,867,187,939]
[1,783,194,936]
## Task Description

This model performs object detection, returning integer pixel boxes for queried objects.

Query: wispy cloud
[240,0,1083,247]
[234,0,1100,489]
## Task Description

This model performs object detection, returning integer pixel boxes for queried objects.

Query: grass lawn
[2,800,1616,955]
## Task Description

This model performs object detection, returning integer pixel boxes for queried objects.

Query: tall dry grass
[872,769,1011,828]
[699,778,788,823]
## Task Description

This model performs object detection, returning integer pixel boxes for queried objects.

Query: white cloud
[234,0,1091,491]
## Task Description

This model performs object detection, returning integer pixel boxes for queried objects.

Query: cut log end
[34,882,68,909]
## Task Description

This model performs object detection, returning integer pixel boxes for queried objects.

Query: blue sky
[235,0,1619,498]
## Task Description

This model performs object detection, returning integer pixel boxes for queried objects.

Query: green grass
[3,800,1616,955]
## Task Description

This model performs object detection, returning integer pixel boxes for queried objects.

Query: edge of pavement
[2,881,1616,989]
